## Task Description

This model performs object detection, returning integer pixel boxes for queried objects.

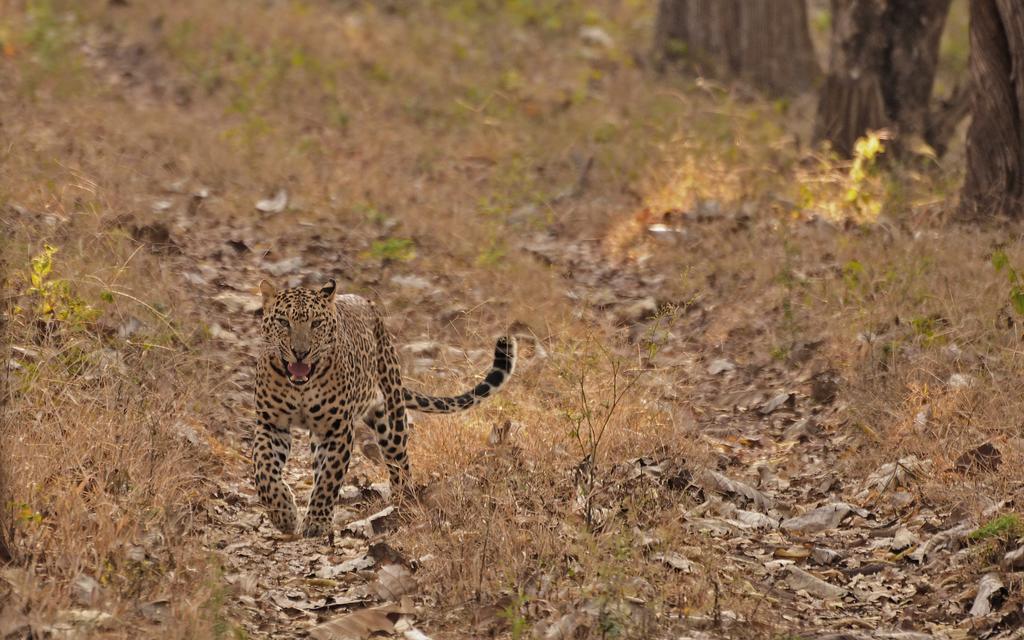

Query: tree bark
[814,0,953,157]
[654,0,819,96]
[960,0,1024,218]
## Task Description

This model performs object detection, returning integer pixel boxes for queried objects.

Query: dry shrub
[0,209,225,636]
[403,333,717,636]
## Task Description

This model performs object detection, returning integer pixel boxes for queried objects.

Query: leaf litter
[130,154,1024,640]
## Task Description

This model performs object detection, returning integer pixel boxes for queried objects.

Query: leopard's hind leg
[371,312,411,488]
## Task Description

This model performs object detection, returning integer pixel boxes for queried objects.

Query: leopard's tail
[402,336,516,413]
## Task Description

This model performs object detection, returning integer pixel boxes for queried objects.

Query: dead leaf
[782,417,819,442]
[774,546,811,560]
[969,572,1006,617]
[908,522,972,564]
[373,564,417,600]
[780,503,866,533]
[857,456,932,500]
[56,609,116,629]
[785,566,847,599]
[760,391,794,414]
[315,554,375,579]
[345,506,399,538]
[697,469,773,511]
[707,358,735,375]
[488,420,521,446]
[309,599,416,640]
[952,442,1002,475]
[652,552,696,573]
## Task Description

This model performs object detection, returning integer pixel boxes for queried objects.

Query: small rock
[138,599,170,624]
[617,297,658,324]
[947,373,973,389]
[264,257,304,277]
[707,358,735,375]
[811,548,841,565]
[890,527,918,552]
[171,421,204,448]
[131,223,181,254]
[226,239,251,254]
[182,271,208,286]
[72,575,102,606]
[402,341,441,359]
[117,316,144,339]
[256,189,288,213]
[579,25,614,49]
[345,506,399,538]
[1003,546,1024,570]
[209,323,239,343]
[391,274,433,291]
[213,291,262,314]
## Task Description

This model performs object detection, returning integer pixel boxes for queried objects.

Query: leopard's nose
[293,348,310,362]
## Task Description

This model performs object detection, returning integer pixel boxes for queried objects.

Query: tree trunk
[960,0,1024,218]
[814,0,953,157]
[654,0,819,96]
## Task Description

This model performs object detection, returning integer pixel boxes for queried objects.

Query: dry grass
[0,209,231,636]
[2,0,1021,637]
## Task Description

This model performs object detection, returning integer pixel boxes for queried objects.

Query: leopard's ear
[259,280,277,309]
[319,279,336,300]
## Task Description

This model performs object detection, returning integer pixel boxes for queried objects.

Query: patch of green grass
[5,0,85,96]
[367,238,416,263]
[969,514,1023,542]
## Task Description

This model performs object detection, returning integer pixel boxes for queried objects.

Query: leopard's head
[258,279,338,386]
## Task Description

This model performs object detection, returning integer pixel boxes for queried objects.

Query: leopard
[252,278,516,537]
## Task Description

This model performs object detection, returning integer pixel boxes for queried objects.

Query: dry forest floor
[2,1,1023,639]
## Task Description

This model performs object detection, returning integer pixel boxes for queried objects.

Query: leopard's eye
[275,316,289,327]
[311,318,323,329]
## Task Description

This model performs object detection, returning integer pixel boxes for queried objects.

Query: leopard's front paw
[301,514,332,538]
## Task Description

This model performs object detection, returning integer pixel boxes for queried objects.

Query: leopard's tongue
[287,362,311,379]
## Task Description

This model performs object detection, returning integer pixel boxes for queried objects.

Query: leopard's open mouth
[283,359,316,385]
